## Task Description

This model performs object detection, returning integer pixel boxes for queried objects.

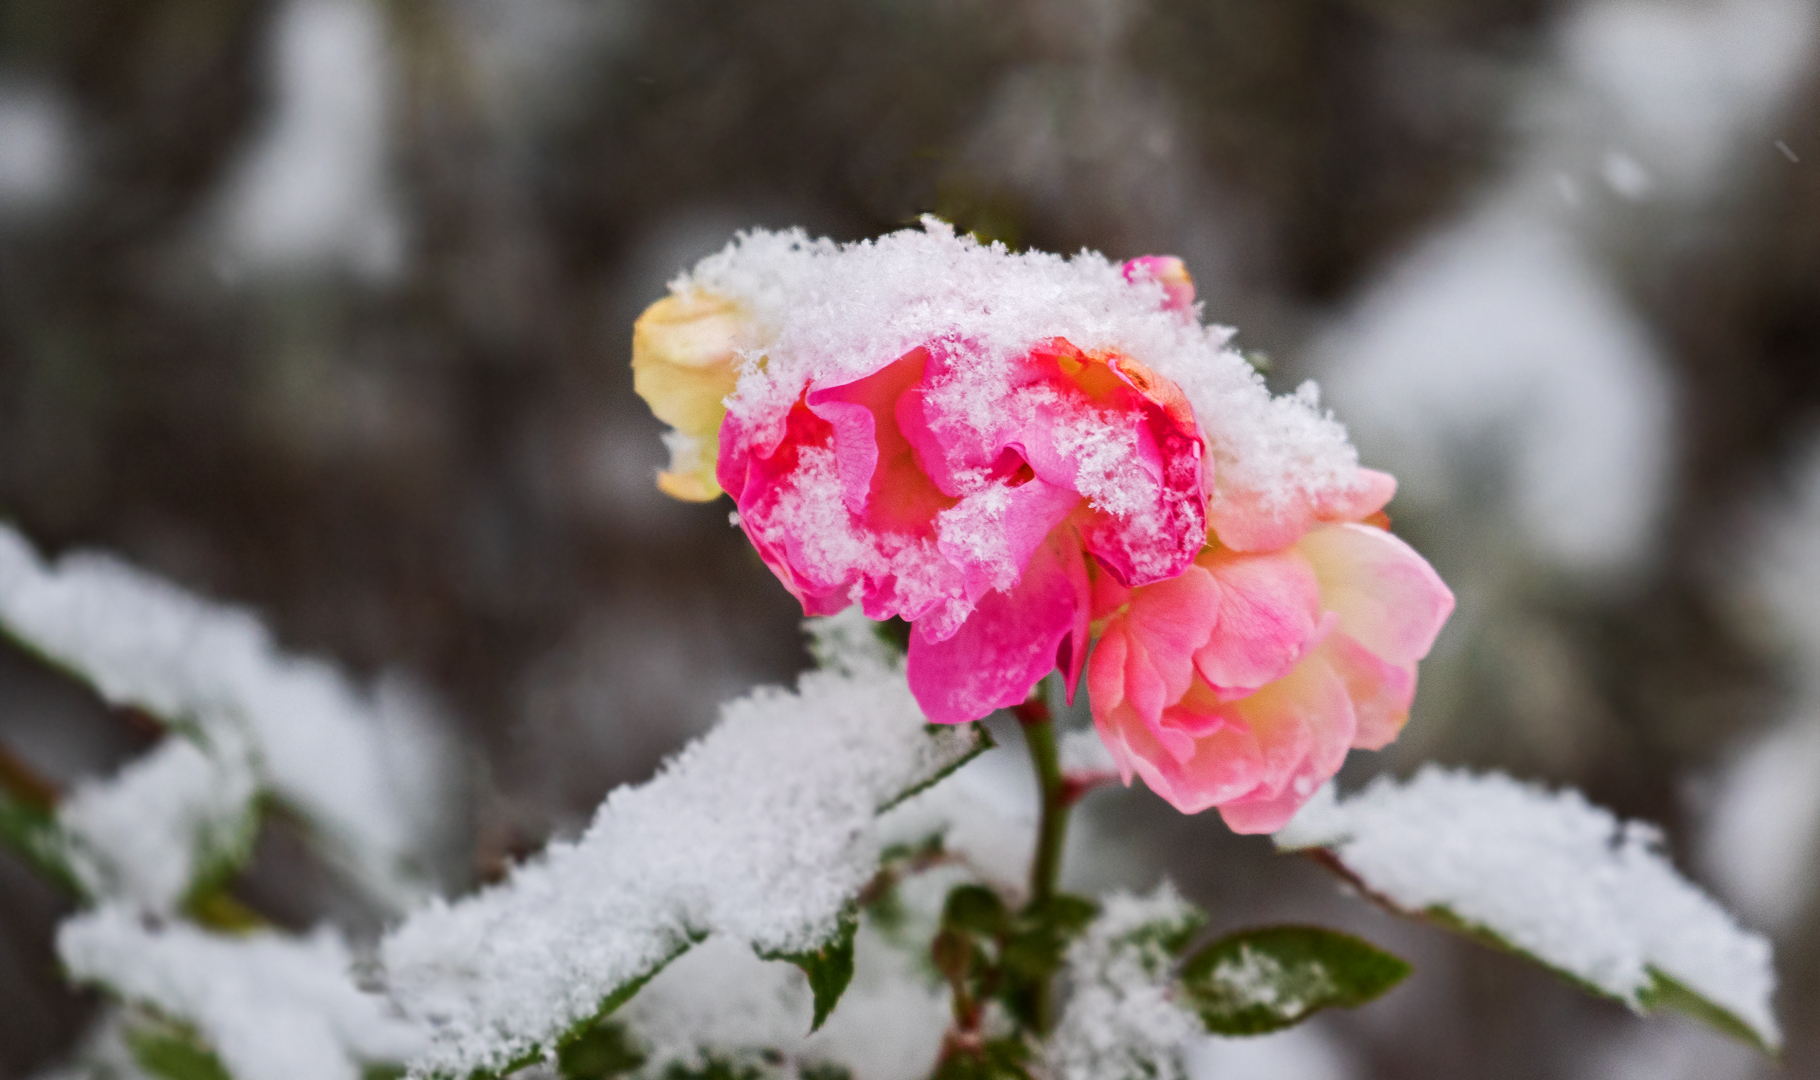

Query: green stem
[1022,708,1069,908]
[1016,677,1072,1034]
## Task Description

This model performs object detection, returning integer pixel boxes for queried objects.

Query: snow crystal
[1046,885,1203,1080]
[675,219,1372,526]
[59,736,258,912]
[379,620,982,1078]
[1275,768,1779,1048]
[58,906,425,1080]
[0,523,454,910]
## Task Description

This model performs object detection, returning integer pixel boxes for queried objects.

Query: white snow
[379,617,983,1078]
[1045,885,1203,1080]
[59,735,258,912]
[1701,716,1820,935]
[615,923,950,1080]
[676,218,1374,531]
[1276,768,1779,1049]
[214,0,402,280]
[0,522,455,910]
[58,906,426,1080]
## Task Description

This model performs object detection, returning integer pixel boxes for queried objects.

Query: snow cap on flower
[632,219,1394,728]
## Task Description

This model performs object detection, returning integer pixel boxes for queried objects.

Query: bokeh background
[1,0,1819,1076]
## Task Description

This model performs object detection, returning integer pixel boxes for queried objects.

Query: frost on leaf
[57,905,427,1080]
[1043,885,1204,1080]
[1176,926,1409,1036]
[379,616,986,1078]
[58,736,260,914]
[1276,767,1781,1052]
[0,523,455,911]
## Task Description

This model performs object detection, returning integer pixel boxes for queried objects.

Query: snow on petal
[640,222,1388,722]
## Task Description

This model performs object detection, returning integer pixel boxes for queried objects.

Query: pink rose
[718,334,1206,725]
[1086,497,1455,833]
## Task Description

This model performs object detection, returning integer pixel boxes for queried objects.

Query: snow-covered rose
[632,222,1452,826]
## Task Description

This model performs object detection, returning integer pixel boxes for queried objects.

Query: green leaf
[995,893,1101,1029]
[1178,925,1411,1036]
[1639,968,1779,1057]
[1421,907,1777,1055]
[557,1016,646,1079]
[942,885,1008,938]
[0,787,82,894]
[759,909,858,1033]
[126,1022,234,1080]
[999,893,1100,980]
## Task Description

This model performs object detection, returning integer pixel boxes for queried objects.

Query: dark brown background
[1,1,1817,1077]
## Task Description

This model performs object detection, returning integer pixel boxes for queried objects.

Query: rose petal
[908,526,1090,724]
[1297,522,1454,666]
[1208,468,1399,553]
[1191,546,1324,700]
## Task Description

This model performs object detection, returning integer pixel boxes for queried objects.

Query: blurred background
[0,0,1817,1076]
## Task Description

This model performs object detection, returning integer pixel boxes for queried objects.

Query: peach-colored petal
[1297,522,1454,666]
[1190,546,1324,700]
[1322,629,1416,751]
[1087,620,1130,717]
[1212,650,1357,833]
[1098,564,1222,729]
[1207,468,1399,553]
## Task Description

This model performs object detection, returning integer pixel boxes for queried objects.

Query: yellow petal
[633,293,746,434]
[655,430,724,502]
[632,292,748,501]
